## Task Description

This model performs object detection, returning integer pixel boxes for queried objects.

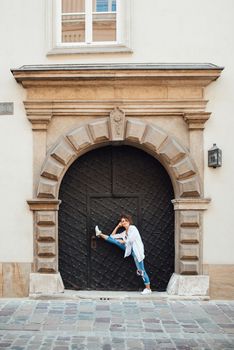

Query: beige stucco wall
[204,77,234,264]
[0,0,234,268]
[0,51,32,262]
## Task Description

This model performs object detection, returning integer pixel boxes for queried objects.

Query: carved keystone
[159,138,186,165]
[88,118,109,142]
[37,179,57,199]
[41,158,64,181]
[51,139,76,165]
[180,211,200,227]
[172,157,196,180]
[109,107,125,141]
[178,177,201,197]
[67,126,92,152]
[141,125,167,152]
[125,119,146,143]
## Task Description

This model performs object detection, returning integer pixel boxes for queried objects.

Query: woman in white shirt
[95,214,152,295]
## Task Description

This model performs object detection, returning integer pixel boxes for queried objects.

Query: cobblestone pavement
[0,299,234,349]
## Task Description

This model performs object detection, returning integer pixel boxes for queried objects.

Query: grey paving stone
[0,300,233,349]
[102,343,112,350]
[0,342,12,347]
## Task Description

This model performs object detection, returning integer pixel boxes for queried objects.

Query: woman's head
[119,214,133,229]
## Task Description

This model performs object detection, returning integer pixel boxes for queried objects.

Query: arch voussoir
[51,138,77,166]
[158,137,187,165]
[178,177,201,198]
[88,118,110,143]
[125,119,146,143]
[37,178,57,199]
[41,157,64,182]
[141,124,168,153]
[66,125,94,152]
[171,157,196,180]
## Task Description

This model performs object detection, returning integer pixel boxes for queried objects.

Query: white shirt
[123,225,145,262]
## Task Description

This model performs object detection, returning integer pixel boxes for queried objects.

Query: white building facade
[0,0,233,299]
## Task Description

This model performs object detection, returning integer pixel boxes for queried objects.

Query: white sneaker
[95,225,102,237]
[141,288,152,295]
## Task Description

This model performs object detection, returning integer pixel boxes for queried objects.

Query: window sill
[47,44,133,55]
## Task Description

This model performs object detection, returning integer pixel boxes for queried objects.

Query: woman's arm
[110,222,122,237]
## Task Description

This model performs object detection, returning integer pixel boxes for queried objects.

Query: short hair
[120,213,133,225]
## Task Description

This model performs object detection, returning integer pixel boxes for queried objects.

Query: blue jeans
[106,236,150,285]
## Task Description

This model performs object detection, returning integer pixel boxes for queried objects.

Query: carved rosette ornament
[109,107,125,141]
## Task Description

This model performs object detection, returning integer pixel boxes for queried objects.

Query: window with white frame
[47,0,131,54]
[61,0,117,43]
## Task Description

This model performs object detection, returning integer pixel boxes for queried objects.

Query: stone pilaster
[24,102,53,196]
[27,199,61,273]
[172,198,210,275]
[184,112,211,188]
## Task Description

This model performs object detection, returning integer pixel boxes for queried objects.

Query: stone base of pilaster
[167,273,209,296]
[29,272,64,294]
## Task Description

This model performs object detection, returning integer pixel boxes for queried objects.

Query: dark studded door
[59,145,174,291]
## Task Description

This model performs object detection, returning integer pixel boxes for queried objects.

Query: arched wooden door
[59,145,174,291]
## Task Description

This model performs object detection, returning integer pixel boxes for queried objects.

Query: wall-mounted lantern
[208,144,222,168]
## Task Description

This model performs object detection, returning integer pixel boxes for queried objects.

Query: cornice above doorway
[11,63,223,88]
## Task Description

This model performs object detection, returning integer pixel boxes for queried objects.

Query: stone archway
[11,63,222,294]
[28,115,209,291]
[37,114,201,200]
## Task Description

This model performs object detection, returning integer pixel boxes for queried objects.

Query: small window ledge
[47,44,132,55]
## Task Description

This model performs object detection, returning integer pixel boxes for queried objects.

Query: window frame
[46,0,132,55]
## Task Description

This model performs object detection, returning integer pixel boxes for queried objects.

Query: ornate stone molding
[27,115,52,131]
[24,99,209,118]
[24,99,212,133]
[172,198,211,210]
[27,199,61,211]
[184,112,211,130]
[11,63,223,88]
[24,102,52,130]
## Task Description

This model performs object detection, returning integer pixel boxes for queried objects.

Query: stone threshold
[29,290,210,301]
